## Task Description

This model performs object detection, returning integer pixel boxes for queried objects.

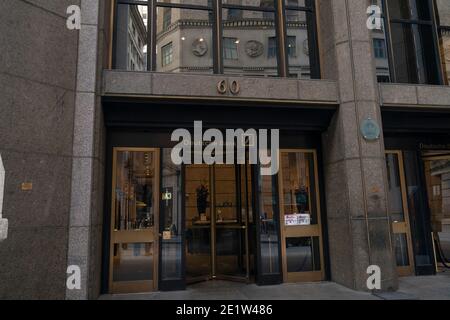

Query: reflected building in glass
[154,0,312,78]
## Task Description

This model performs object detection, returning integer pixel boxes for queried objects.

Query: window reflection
[160,149,183,281]
[371,0,391,82]
[423,152,450,237]
[115,4,148,71]
[382,0,441,84]
[386,153,405,222]
[113,243,154,282]
[156,7,213,73]
[258,173,280,275]
[387,0,431,21]
[286,237,321,272]
[436,1,450,85]
[394,234,410,267]
[114,0,319,77]
[222,8,278,76]
[114,150,156,231]
[440,30,450,85]
[286,3,313,79]
[281,152,317,224]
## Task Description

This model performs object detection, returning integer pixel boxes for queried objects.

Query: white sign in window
[285,214,311,226]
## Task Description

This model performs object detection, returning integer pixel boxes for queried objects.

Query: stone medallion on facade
[245,40,264,58]
[192,38,208,57]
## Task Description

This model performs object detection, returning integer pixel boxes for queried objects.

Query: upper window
[162,7,171,31]
[373,38,387,59]
[268,37,277,58]
[383,0,442,84]
[227,9,242,20]
[161,42,173,67]
[113,0,320,78]
[287,36,297,58]
[223,37,238,60]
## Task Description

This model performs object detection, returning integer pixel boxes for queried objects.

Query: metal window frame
[381,0,444,84]
[113,0,321,78]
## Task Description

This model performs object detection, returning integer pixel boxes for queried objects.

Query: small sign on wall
[21,182,33,191]
[285,214,311,226]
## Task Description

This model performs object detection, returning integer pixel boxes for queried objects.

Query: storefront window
[113,150,156,231]
[114,0,320,78]
[160,149,183,284]
[280,152,321,274]
[403,151,435,274]
[110,149,158,292]
[257,173,281,276]
[281,152,318,224]
[385,152,414,273]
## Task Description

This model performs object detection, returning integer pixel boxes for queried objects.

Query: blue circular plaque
[360,118,380,141]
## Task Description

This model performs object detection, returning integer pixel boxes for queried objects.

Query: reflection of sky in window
[138,5,148,27]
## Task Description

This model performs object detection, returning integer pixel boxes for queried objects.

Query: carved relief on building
[245,40,264,58]
[192,38,208,57]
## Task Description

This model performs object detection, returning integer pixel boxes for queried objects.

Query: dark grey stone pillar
[320,0,398,291]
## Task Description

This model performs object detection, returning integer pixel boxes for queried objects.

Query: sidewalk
[100,272,450,300]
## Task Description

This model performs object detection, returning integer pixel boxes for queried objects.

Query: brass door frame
[278,149,325,283]
[109,147,160,293]
[386,150,415,276]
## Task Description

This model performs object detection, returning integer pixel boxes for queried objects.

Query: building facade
[0,0,449,299]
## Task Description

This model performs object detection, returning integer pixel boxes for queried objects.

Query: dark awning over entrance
[102,98,336,132]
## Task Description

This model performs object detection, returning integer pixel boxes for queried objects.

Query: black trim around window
[113,0,321,78]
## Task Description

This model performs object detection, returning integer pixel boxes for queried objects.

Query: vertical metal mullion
[112,0,119,69]
[148,0,157,71]
[307,0,321,79]
[213,1,223,74]
[275,0,288,77]
[211,166,217,278]
[429,0,444,85]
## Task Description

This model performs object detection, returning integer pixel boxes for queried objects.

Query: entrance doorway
[185,163,254,283]
[385,151,415,276]
[422,151,450,269]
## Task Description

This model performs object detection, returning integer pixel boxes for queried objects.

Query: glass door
[385,151,415,276]
[422,151,450,268]
[278,150,325,282]
[214,163,252,282]
[109,148,159,293]
[184,163,252,283]
[159,149,185,290]
[185,164,212,283]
